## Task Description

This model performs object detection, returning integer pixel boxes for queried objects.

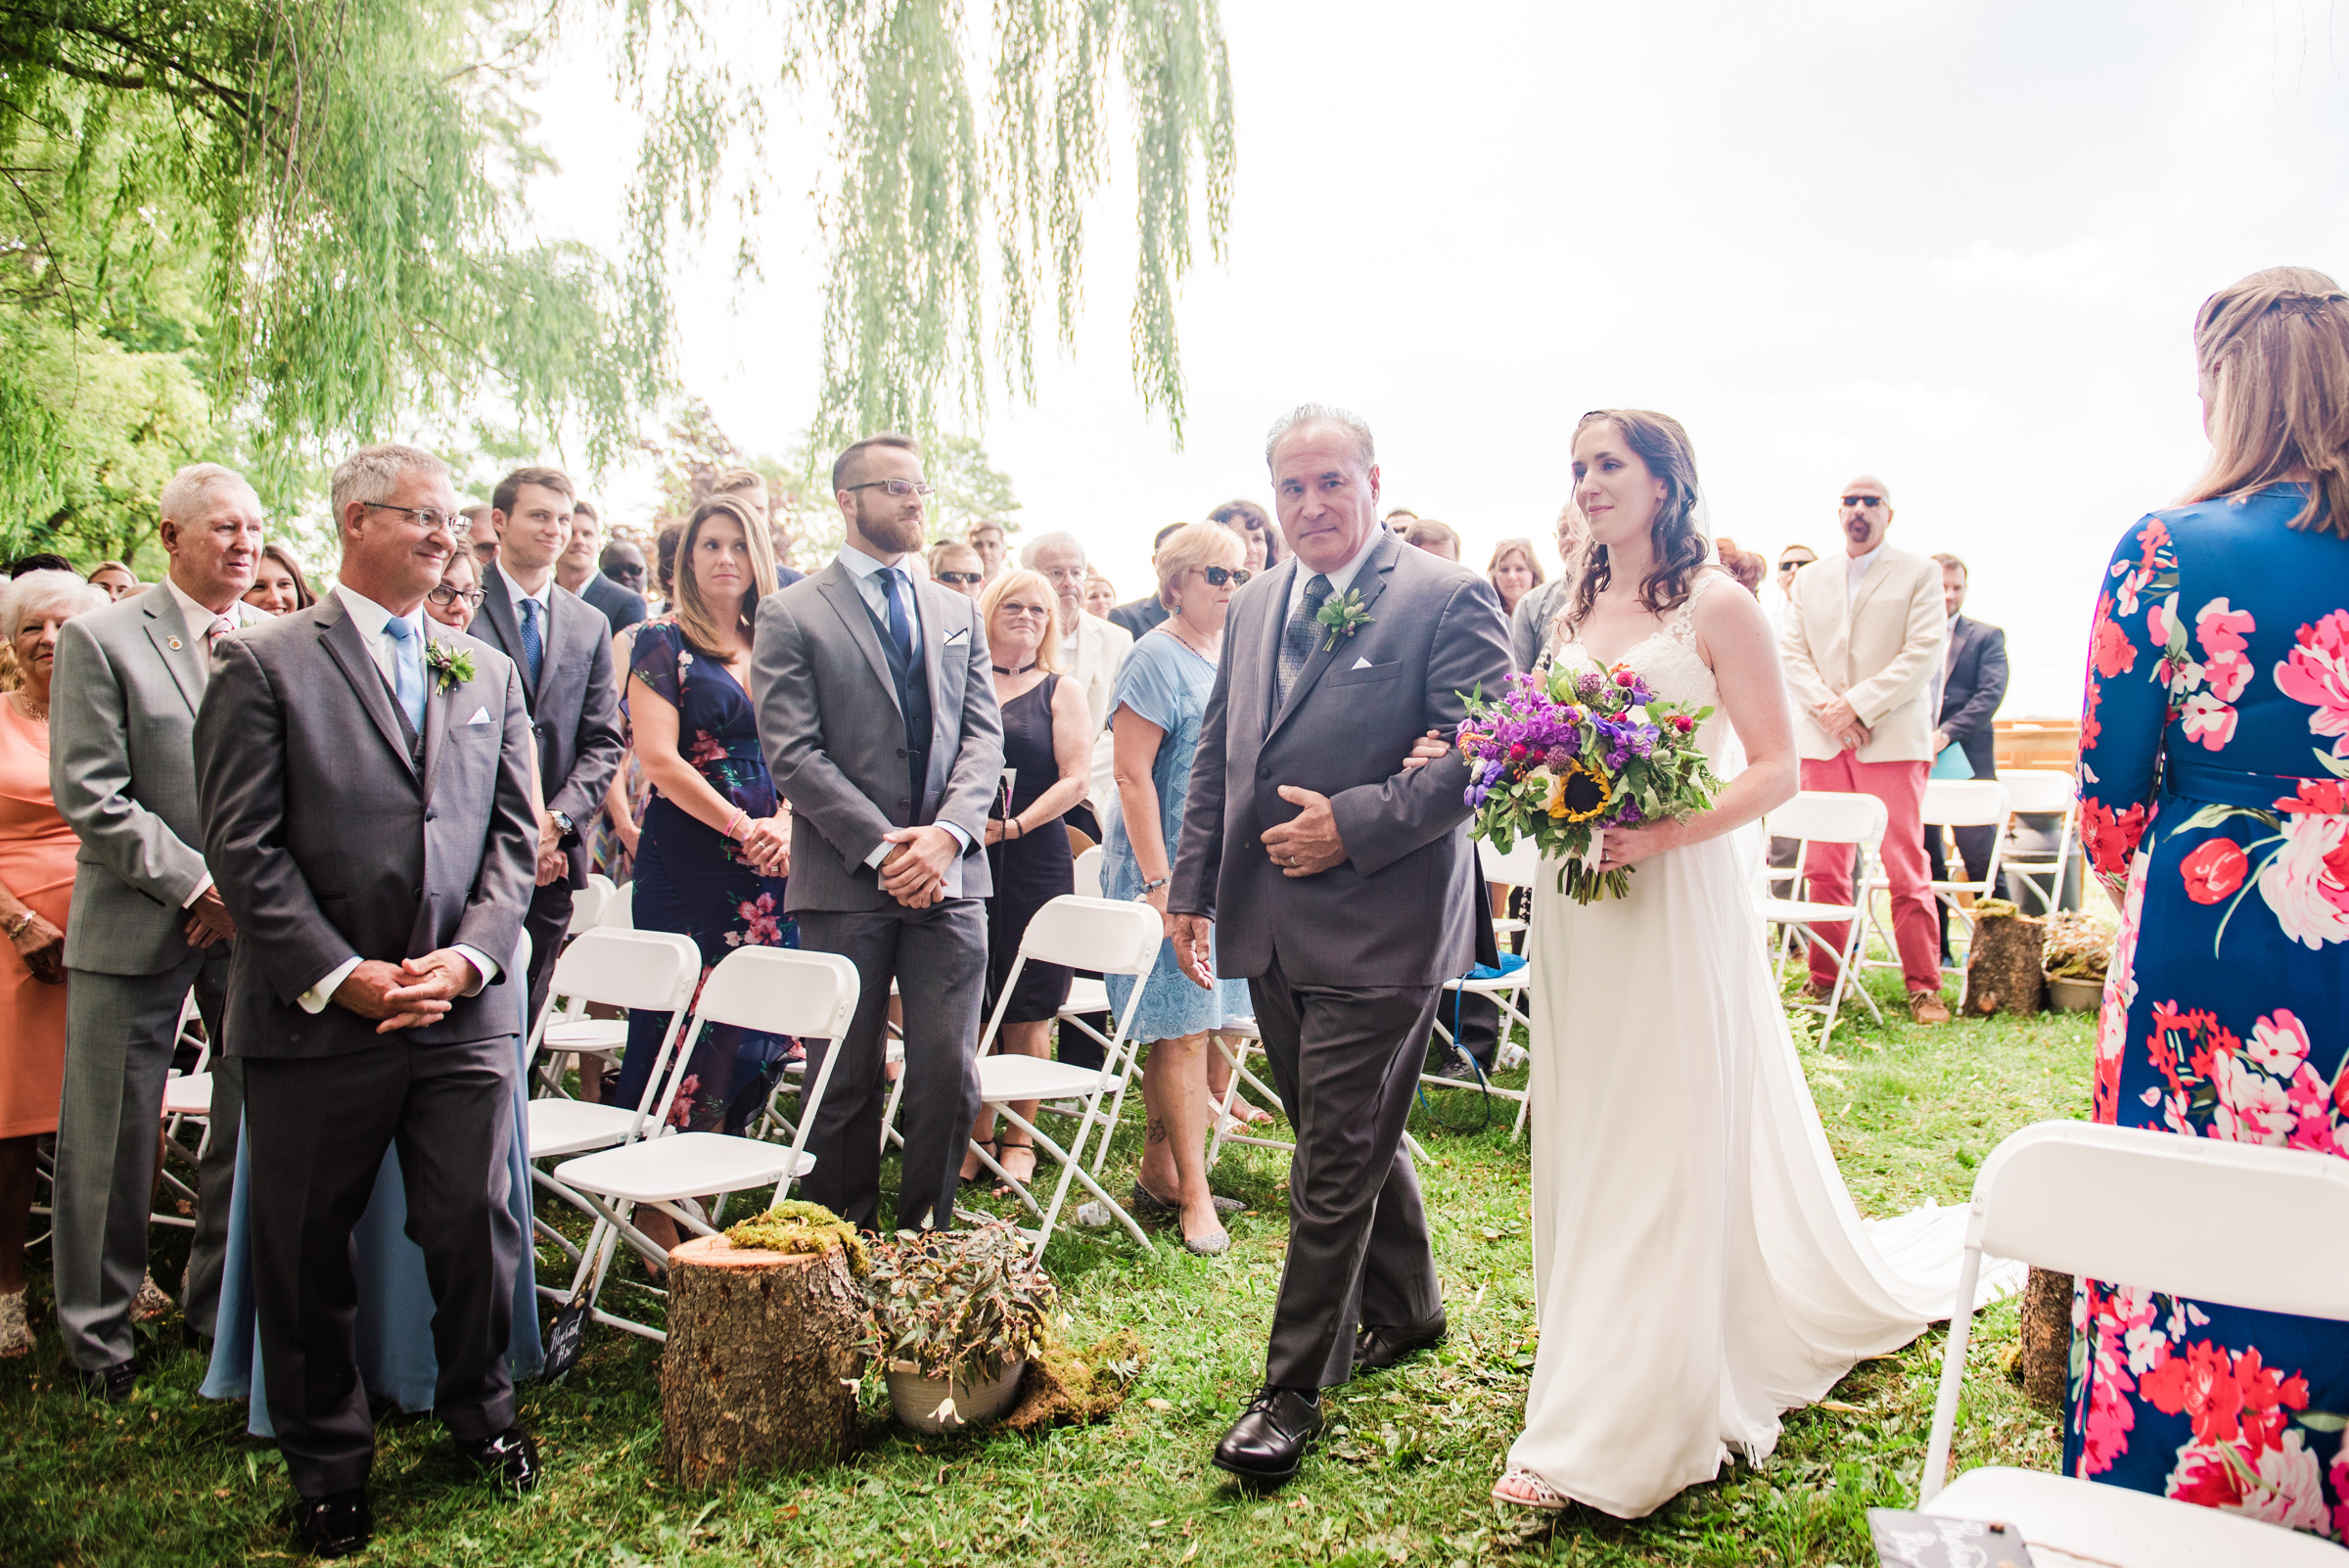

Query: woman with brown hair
[1484,536,1546,621]
[2062,268,2349,1536]
[243,543,315,616]
[604,494,794,1165]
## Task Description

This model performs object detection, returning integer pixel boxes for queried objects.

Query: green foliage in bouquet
[859,1222,1059,1382]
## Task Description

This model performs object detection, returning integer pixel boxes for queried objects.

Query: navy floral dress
[606,622,796,1131]
[2065,484,2349,1538]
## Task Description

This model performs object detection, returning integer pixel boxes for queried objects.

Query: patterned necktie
[519,595,544,686]
[207,616,235,653]
[382,616,428,734]
[880,568,914,663]
[1276,573,1332,710]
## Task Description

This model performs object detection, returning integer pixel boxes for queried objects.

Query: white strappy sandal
[1491,1465,1570,1511]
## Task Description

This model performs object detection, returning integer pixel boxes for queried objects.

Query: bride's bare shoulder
[1688,567,1773,654]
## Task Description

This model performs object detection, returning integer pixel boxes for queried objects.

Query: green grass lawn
[0,964,2096,1567]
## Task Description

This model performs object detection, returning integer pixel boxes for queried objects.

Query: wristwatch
[549,810,576,845]
[1134,876,1170,901]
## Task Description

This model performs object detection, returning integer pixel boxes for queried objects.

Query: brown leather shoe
[1909,992,1953,1025]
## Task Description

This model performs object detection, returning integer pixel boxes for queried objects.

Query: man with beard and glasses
[749,433,1003,1232]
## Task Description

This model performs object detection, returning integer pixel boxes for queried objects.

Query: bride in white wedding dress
[1492,410,2009,1517]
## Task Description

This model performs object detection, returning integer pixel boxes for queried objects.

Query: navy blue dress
[607,623,795,1130]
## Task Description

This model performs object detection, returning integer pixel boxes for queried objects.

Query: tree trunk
[1962,911,2047,1017]
[660,1235,864,1487]
[2018,1266,2074,1414]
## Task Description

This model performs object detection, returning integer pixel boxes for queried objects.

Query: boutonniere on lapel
[1315,588,1374,653]
[423,640,476,695]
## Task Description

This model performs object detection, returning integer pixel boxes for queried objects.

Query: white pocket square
[944,627,969,645]
[464,706,493,726]
[1351,656,1373,669]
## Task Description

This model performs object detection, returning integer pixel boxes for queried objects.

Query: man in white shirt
[1778,476,1951,1023]
[1020,530,1131,840]
[49,464,266,1395]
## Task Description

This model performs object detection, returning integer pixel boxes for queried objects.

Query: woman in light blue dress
[1103,524,1257,1254]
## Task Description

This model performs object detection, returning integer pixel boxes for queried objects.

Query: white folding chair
[1919,1121,2349,1565]
[530,874,628,1096]
[1421,836,1542,1139]
[1861,778,2011,975]
[525,929,703,1272]
[603,879,635,931]
[153,990,212,1229]
[959,895,1163,1262]
[1761,790,1888,1045]
[1998,769,2079,916]
[550,946,860,1340]
[1074,845,1104,899]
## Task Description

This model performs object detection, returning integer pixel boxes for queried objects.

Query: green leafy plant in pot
[2041,908,2115,1011]
[860,1222,1058,1434]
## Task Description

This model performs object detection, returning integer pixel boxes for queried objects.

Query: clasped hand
[334,949,482,1034]
[182,886,236,948]
[735,813,791,876]
[1814,696,1871,754]
[878,824,958,908]
[1259,728,1451,879]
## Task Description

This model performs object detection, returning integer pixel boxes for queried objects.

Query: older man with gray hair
[1020,530,1131,841]
[48,461,268,1399]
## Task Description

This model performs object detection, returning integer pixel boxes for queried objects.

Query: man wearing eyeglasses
[927,540,986,599]
[466,467,625,1034]
[751,432,1004,1233]
[1778,477,1952,1024]
[1021,530,1132,841]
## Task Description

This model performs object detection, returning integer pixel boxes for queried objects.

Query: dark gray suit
[576,570,648,634]
[469,568,624,1028]
[1108,594,1169,642]
[47,587,253,1361]
[751,556,1003,1230]
[194,591,538,1497]
[1931,614,2009,950]
[1172,530,1511,1388]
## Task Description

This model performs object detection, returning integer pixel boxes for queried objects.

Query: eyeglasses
[844,479,934,498]
[364,501,469,533]
[995,602,1053,620]
[936,571,982,585]
[1838,495,1885,509]
[428,584,485,609]
[1201,566,1252,586]
[1777,558,1814,574]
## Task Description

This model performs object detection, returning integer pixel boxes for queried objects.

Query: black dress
[984,674,1075,1026]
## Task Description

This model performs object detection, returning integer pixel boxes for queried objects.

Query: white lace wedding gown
[1508,573,2014,1518]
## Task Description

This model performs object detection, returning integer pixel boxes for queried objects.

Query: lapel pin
[167,636,183,650]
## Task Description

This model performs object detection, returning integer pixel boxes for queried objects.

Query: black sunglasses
[936,571,983,585]
[1201,566,1252,586]
[1839,495,1885,509]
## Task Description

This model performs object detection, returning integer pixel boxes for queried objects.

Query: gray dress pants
[54,945,240,1366]
[1247,948,1446,1390]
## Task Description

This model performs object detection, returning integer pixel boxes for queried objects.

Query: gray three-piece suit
[47,588,260,1366]
[1172,529,1512,1388]
[751,555,1003,1232]
[193,592,538,1496]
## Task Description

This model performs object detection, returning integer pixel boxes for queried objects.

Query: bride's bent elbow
[1753,760,1799,815]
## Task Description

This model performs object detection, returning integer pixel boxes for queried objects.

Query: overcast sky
[521,0,2349,717]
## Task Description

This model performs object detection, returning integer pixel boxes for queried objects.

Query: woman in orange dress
[0,570,107,1356]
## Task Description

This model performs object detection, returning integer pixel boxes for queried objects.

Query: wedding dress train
[1507,573,2015,1518]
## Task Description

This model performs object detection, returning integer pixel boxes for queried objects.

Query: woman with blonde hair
[1484,537,1545,621]
[2062,267,2349,1535]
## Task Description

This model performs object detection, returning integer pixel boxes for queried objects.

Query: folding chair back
[603,880,635,930]
[1759,790,1889,1045]
[1764,788,1888,848]
[571,874,614,934]
[1016,894,1164,975]
[1480,836,1544,887]
[1920,778,2010,829]
[526,928,702,1134]
[1999,768,2076,815]
[1997,769,2078,915]
[1074,846,1104,899]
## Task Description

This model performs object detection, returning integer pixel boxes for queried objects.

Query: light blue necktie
[383,616,428,734]
[519,595,544,687]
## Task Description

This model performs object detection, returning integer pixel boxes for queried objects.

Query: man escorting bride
[1494,410,1995,1515]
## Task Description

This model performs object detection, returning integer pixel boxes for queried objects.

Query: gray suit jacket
[470,567,625,885]
[193,594,539,1057]
[750,558,1004,912]
[577,571,648,635]
[1170,530,1513,989]
[51,588,244,976]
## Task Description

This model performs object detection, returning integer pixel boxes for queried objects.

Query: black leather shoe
[1213,1385,1322,1489]
[1355,1314,1448,1374]
[288,1488,372,1558]
[74,1359,138,1403]
[454,1426,541,1491]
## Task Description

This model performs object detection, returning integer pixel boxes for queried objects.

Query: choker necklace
[991,661,1038,675]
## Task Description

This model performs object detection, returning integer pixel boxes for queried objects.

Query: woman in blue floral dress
[2067,267,2349,1539]
[607,495,795,1155]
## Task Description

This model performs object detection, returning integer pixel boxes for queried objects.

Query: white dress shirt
[1285,527,1382,623]
[163,576,267,908]
[299,583,497,1014]
[502,568,554,624]
[833,548,972,890]
[1845,541,1887,609]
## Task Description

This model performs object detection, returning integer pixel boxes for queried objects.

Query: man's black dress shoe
[1213,1386,1322,1489]
[288,1489,372,1558]
[74,1359,138,1403]
[455,1426,542,1491]
[1355,1315,1448,1374]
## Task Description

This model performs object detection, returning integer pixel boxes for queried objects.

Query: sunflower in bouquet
[1454,663,1723,902]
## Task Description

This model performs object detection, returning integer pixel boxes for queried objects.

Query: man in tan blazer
[1021,530,1132,840]
[1777,476,1952,1023]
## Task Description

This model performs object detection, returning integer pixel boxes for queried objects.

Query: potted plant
[860,1222,1058,1434]
[2041,909,2115,1012]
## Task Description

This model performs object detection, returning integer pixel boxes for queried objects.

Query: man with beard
[1778,475,1950,1024]
[749,433,1003,1231]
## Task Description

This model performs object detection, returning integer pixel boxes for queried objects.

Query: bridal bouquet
[1455,664,1722,902]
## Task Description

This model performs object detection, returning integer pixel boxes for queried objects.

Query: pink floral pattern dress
[2067,483,2349,1538]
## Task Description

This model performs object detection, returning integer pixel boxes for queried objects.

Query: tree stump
[2017,1266,2074,1413]
[1962,911,2047,1017]
[661,1235,864,1487]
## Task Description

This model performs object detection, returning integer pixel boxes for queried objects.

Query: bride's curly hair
[1559,409,1710,636]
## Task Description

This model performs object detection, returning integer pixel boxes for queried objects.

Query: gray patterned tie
[1276,573,1332,710]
